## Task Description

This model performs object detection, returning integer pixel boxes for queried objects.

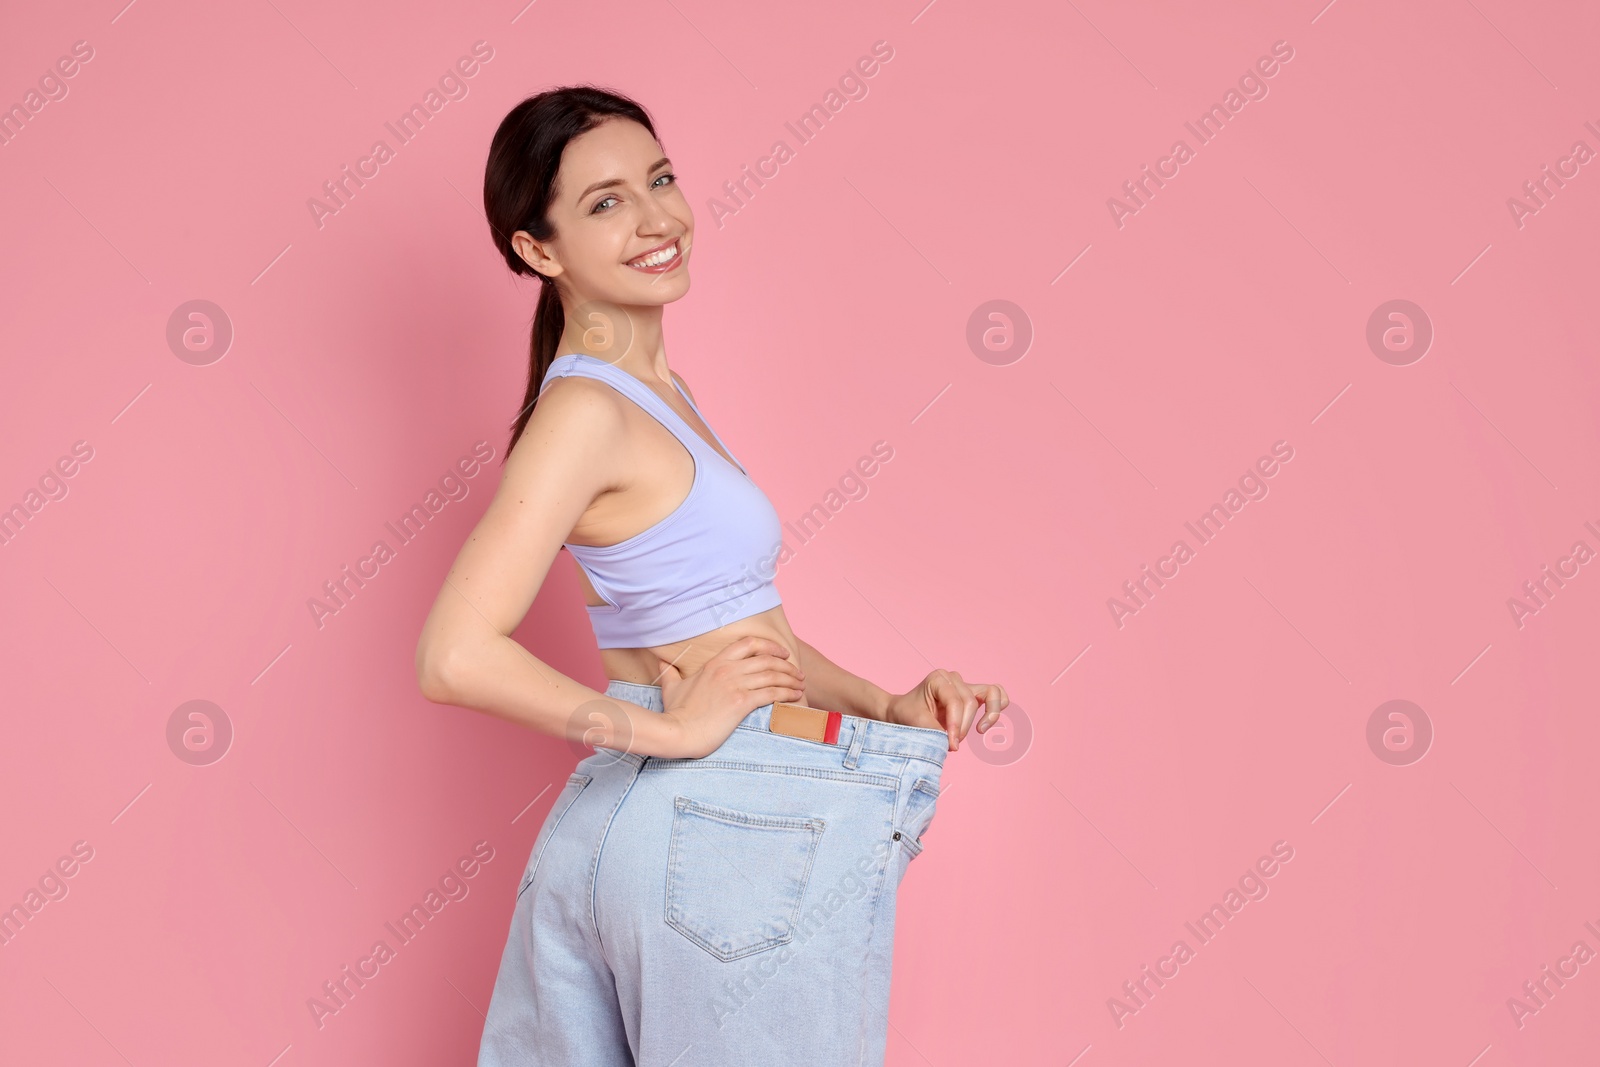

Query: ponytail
[506,278,567,456]
[482,85,658,460]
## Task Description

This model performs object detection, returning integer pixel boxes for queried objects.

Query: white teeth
[629,241,680,267]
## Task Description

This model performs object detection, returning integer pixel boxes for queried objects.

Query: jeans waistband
[604,680,949,768]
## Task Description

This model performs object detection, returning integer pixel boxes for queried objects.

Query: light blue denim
[478,680,949,1066]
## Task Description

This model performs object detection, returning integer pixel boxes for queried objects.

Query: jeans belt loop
[843,716,867,769]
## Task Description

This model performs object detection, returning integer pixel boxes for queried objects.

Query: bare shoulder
[502,374,629,489]
[669,368,697,404]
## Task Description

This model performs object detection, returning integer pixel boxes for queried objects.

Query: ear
[512,230,563,278]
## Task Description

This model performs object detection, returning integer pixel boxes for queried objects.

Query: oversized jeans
[477,680,949,1066]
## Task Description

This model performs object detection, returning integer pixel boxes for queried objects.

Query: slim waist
[604,680,949,768]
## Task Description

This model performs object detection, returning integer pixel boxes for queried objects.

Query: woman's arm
[792,637,892,721]
[414,378,685,757]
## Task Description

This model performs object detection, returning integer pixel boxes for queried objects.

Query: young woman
[415,85,1008,1066]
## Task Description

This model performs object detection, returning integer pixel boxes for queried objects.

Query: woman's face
[514,116,694,311]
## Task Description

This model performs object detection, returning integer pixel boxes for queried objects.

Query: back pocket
[516,772,592,900]
[665,795,824,962]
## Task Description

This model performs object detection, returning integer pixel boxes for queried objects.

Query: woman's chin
[616,275,692,307]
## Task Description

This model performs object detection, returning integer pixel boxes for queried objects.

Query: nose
[636,189,679,237]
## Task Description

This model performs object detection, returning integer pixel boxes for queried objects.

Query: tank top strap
[540,353,708,456]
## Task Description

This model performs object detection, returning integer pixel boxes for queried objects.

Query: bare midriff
[574,563,802,691]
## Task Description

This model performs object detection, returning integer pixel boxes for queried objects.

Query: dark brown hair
[482,85,659,458]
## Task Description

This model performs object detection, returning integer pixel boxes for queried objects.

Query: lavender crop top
[539,353,785,648]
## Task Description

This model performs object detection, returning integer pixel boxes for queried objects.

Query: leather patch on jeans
[770,703,830,742]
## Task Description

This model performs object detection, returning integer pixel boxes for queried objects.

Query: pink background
[3,0,1598,1063]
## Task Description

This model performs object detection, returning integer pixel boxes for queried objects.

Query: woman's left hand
[884,670,1009,751]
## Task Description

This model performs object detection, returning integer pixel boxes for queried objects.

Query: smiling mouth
[626,238,684,270]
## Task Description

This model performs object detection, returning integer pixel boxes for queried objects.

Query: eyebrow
[576,157,672,204]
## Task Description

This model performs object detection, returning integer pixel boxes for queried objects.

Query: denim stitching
[852,757,910,1062]
[587,757,647,950]
[516,772,592,901]
[664,797,824,961]
[644,759,899,791]
[676,795,827,832]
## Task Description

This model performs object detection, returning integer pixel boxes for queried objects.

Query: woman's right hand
[655,637,806,759]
